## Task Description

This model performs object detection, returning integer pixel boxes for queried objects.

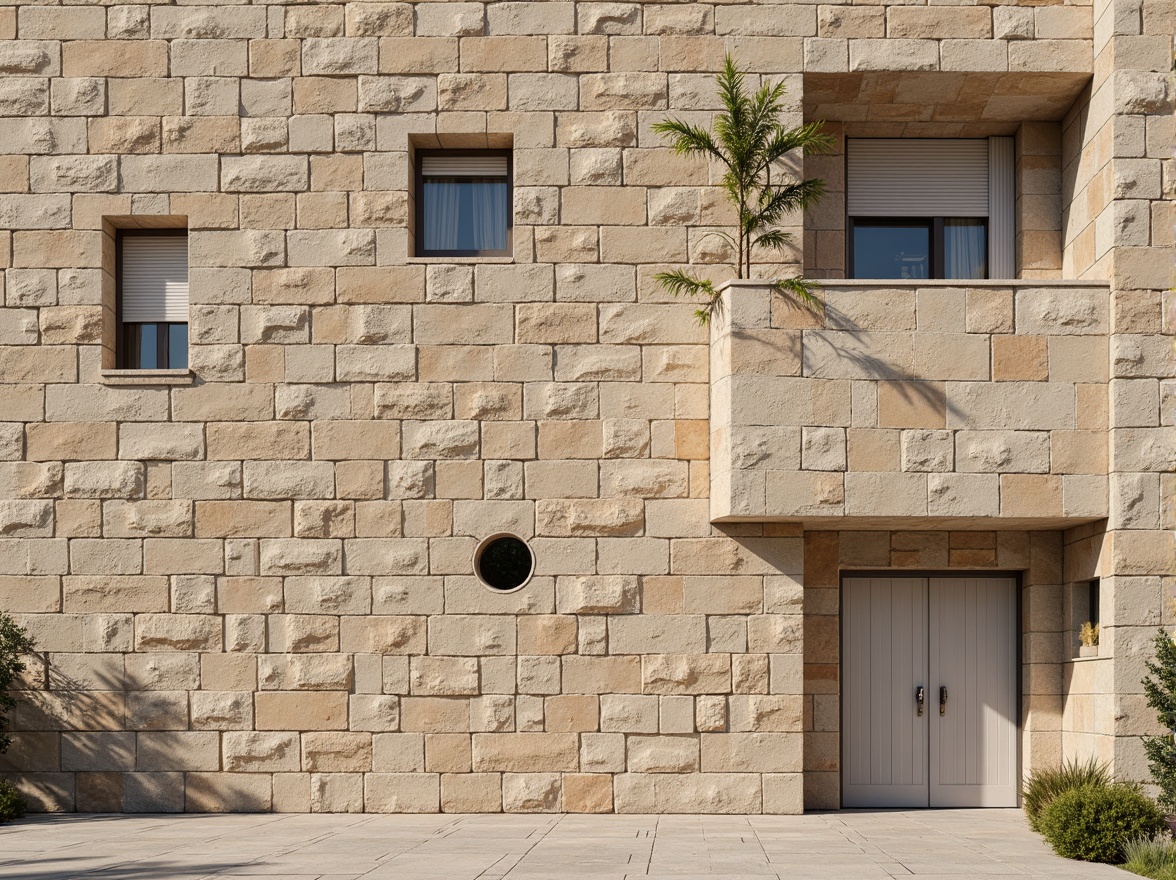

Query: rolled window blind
[988,137,1015,278]
[120,235,189,324]
[420,155,509,177]
[847,139,989,217]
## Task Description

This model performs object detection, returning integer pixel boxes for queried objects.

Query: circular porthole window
[474,534,535,592]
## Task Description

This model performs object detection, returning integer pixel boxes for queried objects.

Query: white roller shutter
[847,139,989,217]
[420,155,509,177]
[988,137,1015,279]
[120,235,189,324]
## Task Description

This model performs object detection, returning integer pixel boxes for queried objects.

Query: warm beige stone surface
[0,0,1168,817]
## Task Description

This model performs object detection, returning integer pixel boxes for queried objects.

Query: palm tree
[652,54,832,323]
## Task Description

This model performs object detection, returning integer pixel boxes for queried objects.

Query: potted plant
[651,54,831,324]
[1079,621,1099,657]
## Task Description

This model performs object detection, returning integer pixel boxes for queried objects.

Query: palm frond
[653,269,715,301]
[748,178,827,228]
[773,277,823,313]
[652,118,725,163]
[762,121,835,166]
[751,229,794,254]
[652,269,723,324]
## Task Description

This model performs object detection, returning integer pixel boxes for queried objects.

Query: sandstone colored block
[472,734,579,772]
[441,772,502,812]
[364,773,439,812]
[302,731,373,772]
[184,773,272,813]
[613,773,761,813]
[223,731,300,772]
[256,692,348,731]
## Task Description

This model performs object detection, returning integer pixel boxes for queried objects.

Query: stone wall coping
[718,278,1112,291]
[100,369,196,386]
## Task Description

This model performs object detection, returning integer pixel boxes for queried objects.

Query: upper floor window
[118,231,189,369]
[847,138,1013,281]
[415,151,512,257]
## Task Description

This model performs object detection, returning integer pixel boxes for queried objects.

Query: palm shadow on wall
[769,296,963,422]
[1,654,268,818]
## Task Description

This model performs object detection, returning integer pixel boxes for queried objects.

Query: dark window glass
[944,219,987,280]
[476,535,534,591]
[123,322,188,369]
[852,222,931,280]
[168,323,189,369]
[127,323,158,370]
[850,218,988,280]
[421,177,510,255]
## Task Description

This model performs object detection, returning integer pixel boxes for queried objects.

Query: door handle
[916,686,925,716]
[940,686,948,716]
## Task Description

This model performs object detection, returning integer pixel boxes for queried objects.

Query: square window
[415,151,512,257]
[118,230,189,369]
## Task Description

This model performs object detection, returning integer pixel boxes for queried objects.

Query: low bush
[0,613,34,824]
[0,779,25,824]
[1039,783,1165,863]
[1022,757,1111,831]
[1123,834,1176,879]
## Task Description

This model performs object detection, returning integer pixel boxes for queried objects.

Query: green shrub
[0,612,35,756]
[0,613,34,822]
[1022,757,1111,831]
[1123,834,1176,879]
[0,779,25,824]
[1039,783,1165,863]
[1143,628,1176,814]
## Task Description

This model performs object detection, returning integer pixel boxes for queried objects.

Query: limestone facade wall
[0,0,1171,814]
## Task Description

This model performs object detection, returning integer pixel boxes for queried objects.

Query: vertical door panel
[929,577,1019,807]
[842,577,929,808]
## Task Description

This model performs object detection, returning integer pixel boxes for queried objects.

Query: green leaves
[0,613,34,756]
[1142,628,1176,813]
[652,53,830,323]
[651,270,721,324]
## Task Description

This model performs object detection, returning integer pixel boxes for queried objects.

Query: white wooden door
[842,577,929,808]
[929,577,1019,807]
[842,576,1019,809]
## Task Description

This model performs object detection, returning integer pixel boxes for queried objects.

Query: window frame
[115,227,189,370]
[847,216,989,281]
[413,148,514,259]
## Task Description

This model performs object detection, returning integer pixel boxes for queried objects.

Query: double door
[842,576,1018,808]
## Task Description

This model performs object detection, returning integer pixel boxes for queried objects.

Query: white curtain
[423,181,462,251]
[471,181,507,251]
[944,221,986,279]
[424,179,507,252]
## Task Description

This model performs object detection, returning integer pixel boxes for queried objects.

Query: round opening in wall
[474,534,534,592]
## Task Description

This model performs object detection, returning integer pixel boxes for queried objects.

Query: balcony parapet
[709,279,1112,527]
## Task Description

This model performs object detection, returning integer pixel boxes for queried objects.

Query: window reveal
[416,152,512,257]
[118,231,189,369]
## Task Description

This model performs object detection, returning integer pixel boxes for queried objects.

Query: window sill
[795,278,1111,288]
[101,369,195,386]
[407,256,515,265]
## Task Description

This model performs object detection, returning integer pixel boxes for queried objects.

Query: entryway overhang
[803,72,1093,135]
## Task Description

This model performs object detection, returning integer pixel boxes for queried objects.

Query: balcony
[709,279,1111,528]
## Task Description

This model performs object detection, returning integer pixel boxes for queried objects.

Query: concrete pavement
[0,809,1123,879]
